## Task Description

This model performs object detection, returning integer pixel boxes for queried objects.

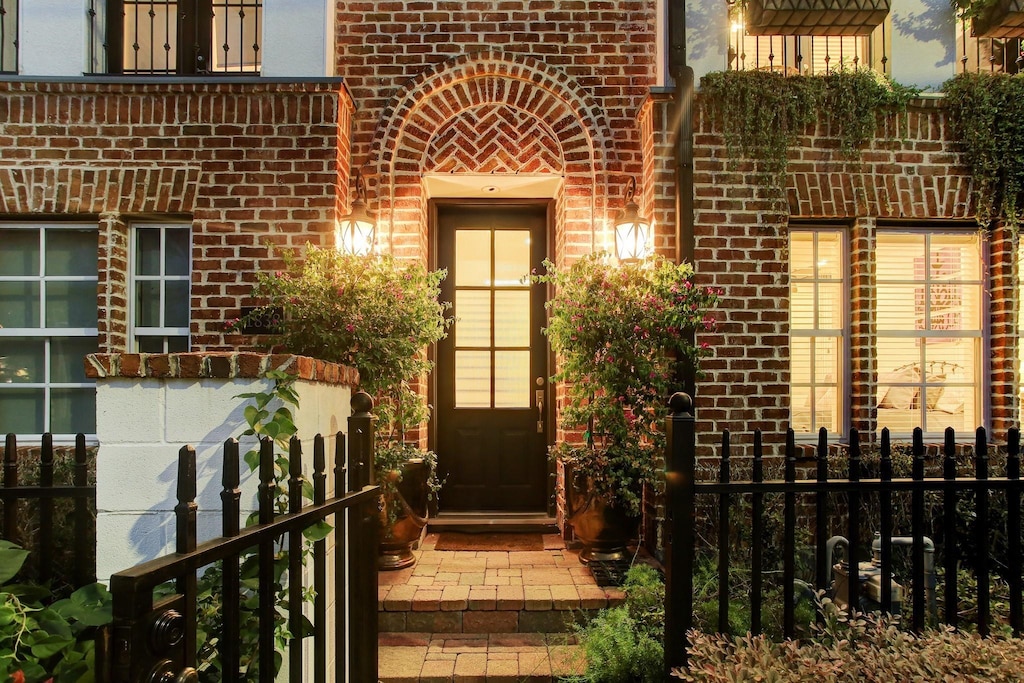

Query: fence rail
[1,432,96,589]
[108,392,380,683]
[664,392,1024,674]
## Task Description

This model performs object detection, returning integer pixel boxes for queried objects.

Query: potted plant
[534,253,717,562]
[240,245,452,569]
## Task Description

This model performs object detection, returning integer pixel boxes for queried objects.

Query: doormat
[434,532,545,552]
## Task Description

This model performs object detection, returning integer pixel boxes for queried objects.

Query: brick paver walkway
[377,532,629,681]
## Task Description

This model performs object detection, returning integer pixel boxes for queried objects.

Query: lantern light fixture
[613,177,652,263]
[337,170,376,256]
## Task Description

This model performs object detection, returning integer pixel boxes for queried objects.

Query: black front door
[435,204,549,512]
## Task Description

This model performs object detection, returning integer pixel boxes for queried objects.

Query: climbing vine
[700,69,918,205]
[943,72,1024,231]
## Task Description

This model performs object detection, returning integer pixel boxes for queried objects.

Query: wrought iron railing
[87,0,262,75]
[959,24,1023,73]
[108,395,380,682]
[664,392,1024,674]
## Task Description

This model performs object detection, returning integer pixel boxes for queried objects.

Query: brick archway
[367,51,619,263]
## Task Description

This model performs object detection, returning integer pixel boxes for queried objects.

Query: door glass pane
[165,280,190,327]
[494,231,530,286]
[165,229,190,275]
[455,351,491,408]
[50,388,96,434]
[52,337,98,383]
[455,231,491,286]
[495,351,530,408]
[0,338,44,383]
[0,389,44,434]
[455,291,491,348]
[494,291,530,347]
[45,229,97,277]
[136,281,161,327]
[136,228,162,276]
[46,282,97,328]
[0,282,40,328]
[0,230,39,276]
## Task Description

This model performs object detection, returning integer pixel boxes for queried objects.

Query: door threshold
[428,512,558,534]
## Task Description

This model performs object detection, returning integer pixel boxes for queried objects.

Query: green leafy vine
[943,72,1024,231]
[700,69,919,206]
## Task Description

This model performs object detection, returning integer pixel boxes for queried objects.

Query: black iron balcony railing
[0,0,17,75]
[87,0,262,76]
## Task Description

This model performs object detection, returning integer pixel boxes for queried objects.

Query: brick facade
[2,2,1020,549]
[0,80,353,353]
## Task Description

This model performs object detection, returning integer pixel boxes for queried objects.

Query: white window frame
[790,226,849,439]
[129,223,191,353]
[0,223,98,440]
[875,228,986,437]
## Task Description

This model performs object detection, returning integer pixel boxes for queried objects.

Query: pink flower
[346,324,355,333]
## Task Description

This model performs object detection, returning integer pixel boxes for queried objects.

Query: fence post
[664,392,695,676]
[348,391,378,682]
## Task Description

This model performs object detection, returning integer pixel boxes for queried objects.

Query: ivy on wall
[943,72,1024,230]
[699,69,919,205]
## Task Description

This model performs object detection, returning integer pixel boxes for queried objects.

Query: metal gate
[107,392,380,682]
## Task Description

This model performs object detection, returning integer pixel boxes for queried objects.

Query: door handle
[536,389,545,433]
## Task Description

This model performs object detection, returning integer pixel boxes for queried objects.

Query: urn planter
[378,458,431,571]
[566,470,640,564]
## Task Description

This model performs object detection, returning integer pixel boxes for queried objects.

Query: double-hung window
[790,228,847,436]
[876,230,984,435]
[131,224,191,353]
[0,0,16,74]
[91,0,262,75]
[0,225,99,438]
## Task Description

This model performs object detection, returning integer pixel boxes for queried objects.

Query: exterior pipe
[670,0,697,397]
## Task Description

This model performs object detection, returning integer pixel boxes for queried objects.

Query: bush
[570,564,665,683]
[677,612,1024,682]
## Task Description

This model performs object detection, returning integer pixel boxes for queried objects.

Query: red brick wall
[0,80,353,353]
[685,94,1016,454]
[335,1,658,265]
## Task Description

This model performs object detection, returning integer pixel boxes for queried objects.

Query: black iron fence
[108,392,380,683]
[1,433,96,591]
[664,392,1024,673]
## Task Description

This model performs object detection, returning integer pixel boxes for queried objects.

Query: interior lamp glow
[613,177,652,263]
[337,170,376,256]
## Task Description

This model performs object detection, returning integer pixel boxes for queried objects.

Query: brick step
[377,632,586,682]
[379,581,623,634]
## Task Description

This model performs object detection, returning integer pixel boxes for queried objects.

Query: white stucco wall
[261,0,335,77]
[19,0,86,77]
[889,0,959,90]
[95,375,352,582]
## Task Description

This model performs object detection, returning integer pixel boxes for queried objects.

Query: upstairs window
[131,224,191,353]
[90,0,262,75]
[0,0,16,74]
[728,0,891,75]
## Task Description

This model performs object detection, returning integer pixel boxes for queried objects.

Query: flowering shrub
[533,253,717,514]
[238,245,452,483]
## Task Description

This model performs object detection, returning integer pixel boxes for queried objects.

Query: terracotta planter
[973,0,1024,37]
[378,458,430,571]
[565,471,639,564]
[746,0,890,36]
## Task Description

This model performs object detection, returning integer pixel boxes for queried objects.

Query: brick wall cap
[84,352,359,386]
